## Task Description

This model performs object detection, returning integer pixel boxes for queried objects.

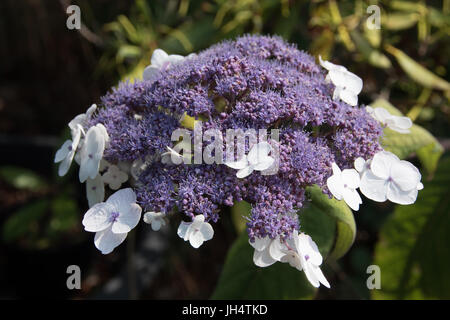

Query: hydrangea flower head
[55,35,424,289]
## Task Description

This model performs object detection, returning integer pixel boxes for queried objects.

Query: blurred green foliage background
[0,0,449,299]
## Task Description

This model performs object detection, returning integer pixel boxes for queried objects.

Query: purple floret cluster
[88,35,383,242]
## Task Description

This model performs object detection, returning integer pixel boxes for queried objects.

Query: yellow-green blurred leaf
[383,12,420,30]
[385,45,450,91]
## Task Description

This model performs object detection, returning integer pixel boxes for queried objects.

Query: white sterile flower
[225,141,275,179]
[360,151,423,205]
[143,49,185,81]
[249,236,285,267]
[143,211,167,231]
[102,165,128,190]
[79,124,109,183]
[177,214,214,249]
[296,233,330,288]
[366,106,412,134]
[54,124,82,177]
[82,188,142,254]
[319,56,363,106]
[327,163,363,211]
[86,174,105,207]
[68,104,97,139]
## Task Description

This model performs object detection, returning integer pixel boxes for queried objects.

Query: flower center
[110,212,120,222]
[305,254,310,261]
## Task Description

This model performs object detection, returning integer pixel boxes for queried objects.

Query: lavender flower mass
[88,35,383,242]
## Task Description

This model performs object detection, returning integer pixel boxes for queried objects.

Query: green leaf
[0,166,47,191]
[351,30,391,69]
[2,200,49,243]
[385,45,450,91]
[372,157,450,299]
[371,99,444,175]
[306,185,356,260]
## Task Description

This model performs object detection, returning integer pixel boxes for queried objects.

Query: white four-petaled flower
[143,211,167,231]
[224,141,275,178]
[177,214,214,248]
[102,165,129,190]
[359,151,423,205]
[82,188,142,254]
[143,49,186,81]
[327,163,362,211]
[250,232,330,288]
[319,56,363,107]
[295,233,330,288]
[366,106,412,134]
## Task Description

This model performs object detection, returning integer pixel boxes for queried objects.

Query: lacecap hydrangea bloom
[55,35,421,289]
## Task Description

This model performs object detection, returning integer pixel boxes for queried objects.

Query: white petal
[224,156,248,170]
[370,151,399,179]
[150,49,169,67]
[193,214,206,224]
[112,203,142,234]
[308,263,330,288]
[331,162,341,175]
[189,230,205,249]
[248,142,272,165]
[387,182,418,205]
[327,174,344,200]
[354,157,366,173]
[359,169,388,202]
[341,169,360,189]
[318,56,347,72]
[82,202,113,232]
[106,188,138,218]
[342,188,362,211]
[151,219,162,231]
[86,175,105,207]
[143,65,160,81]
[249,236,271,251]
[167,54,185,65]
[177,221,191,241]
[390,160,421,191]
[269,238,286,261]
[253,156,275,171]
[236,165,254,178]
[85,104,97,118]
[329,69,363,95]
[54,140,71,163]
[280,251,302,271]
[253,248,277,267]
[373,107,392,124]
[94,227,127,254]
[302,261,320,288]
[386,116,412,133]
[339,89,358,107]
[417,182,424,190]
[199,222,214,241]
